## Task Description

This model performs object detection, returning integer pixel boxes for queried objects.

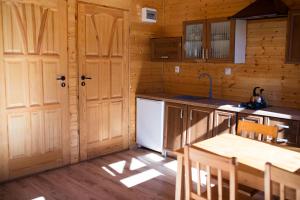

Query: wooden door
[164,103,187,151]
[78,3,129,160]
[213,110,236,136]
[0,0,69,181]
[187,106,214,144]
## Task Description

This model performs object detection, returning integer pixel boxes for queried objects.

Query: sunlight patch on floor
[32,197,46,200]
[191,168,208,184]
[143,153,164,162]
[109,160,126,174]
[102,166,116,176]
[164,160,177,172]
[129,158,146,170]
[120,169,163,188]
[191,168,215,187]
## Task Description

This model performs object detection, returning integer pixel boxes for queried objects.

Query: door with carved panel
[78,3,129,160]
[0,0,69,181]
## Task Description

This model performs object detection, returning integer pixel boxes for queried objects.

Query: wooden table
[175,134,300,200]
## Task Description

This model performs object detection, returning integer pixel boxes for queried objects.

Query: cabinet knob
[160,56,169,59]
[189,110,193,121]
[276,124,290,129]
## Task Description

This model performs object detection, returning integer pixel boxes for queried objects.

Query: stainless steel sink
[173,95,205,101]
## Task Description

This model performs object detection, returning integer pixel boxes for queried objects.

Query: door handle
[228,116,231,128]
[56,75,66,81]
[189,110,193,121]
[180,109,183,119]
[81,75,92,80]
[160,56,169,59]
[56,75,66,87]
[276,124,290,129]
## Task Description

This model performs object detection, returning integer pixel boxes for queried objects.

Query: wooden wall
[65,0,300,162]
[129,0,164,144]
[68,0,79,163]
[162,0,300,109]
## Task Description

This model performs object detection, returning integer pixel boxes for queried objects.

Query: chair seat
[201,186,260,200]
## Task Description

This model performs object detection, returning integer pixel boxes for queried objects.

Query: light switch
[225,67,232,76]
[175,66,180,74]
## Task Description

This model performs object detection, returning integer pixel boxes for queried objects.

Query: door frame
[77,2,130,161]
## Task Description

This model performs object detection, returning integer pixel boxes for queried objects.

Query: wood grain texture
[67,0,79,164]
[129,0,164,145]
[194,134,300,172]
[0,149,176,200]
[264,163,300,200]
[184,146,242,200]
[237,120,278,141]
[66,0,165,163]
[162,0,300,109]
[0,0,69,181]
[78,3,129,160]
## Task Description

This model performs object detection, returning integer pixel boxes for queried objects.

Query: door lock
[81,75,92,86]
[56,75,66,87]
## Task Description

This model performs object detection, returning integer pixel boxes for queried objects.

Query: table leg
[175,155,184,200]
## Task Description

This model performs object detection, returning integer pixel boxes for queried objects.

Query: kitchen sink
[173,95,205,101]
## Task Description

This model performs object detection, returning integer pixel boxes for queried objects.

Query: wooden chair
[184,146,252,200]
[264,163,300,200]
[237,120,278,142]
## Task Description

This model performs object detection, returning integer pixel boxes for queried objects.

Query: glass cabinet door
[207,20,234,61]
[183,21,206,60]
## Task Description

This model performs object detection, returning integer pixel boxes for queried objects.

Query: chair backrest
[264,163,300,200]
[237,120,278,142]
[184,146,237,200]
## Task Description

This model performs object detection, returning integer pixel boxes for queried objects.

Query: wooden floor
[0,149,177,200]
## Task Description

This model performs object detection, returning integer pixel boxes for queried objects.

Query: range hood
[230,0,289,20]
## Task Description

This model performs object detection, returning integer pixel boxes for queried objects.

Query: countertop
[136,93,300,121]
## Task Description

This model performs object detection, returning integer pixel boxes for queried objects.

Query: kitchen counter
[136,93,300,121]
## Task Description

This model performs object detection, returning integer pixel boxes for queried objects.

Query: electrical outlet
[175,66,180,74]
[225,67,232,76]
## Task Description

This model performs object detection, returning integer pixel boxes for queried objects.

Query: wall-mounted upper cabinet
[183,20,206,61]
[183,19,246,63]
[286,10,300,64]
[151,37,182,62]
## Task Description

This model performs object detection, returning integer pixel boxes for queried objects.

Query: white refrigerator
[136,98,165,153]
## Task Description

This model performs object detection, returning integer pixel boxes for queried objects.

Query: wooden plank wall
[68,0,79,163]
[129,0,164,145]
[162,0,300,109]
[65,0,300,162]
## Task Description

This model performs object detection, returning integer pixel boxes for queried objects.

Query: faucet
[198,73,213,99]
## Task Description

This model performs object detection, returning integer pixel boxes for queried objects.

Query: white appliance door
[137,98,164,153]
